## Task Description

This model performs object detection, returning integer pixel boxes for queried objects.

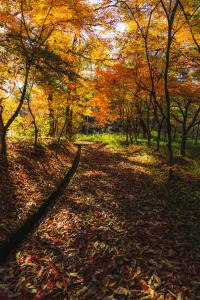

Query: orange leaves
[170,80,200,99]
[90,95,115,126]
[0,12,17,27]
[92,63,143,126]
[68,82,76,90]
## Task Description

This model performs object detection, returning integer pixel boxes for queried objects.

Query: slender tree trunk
[0,106,7,160]
[140,118,148,138]
[180,110,188,156]
[156,118,164,151]
[125,118,129,144]
[27,93,39,150]
[136,103,148,138]
[173,125,177,142]
[135,121,139,144]
[129,133,133,144]
[163,128,167,143]
[0,129,7,160]
[180,133,187,156]
[69,108,73,141]
[55,117,58,136]
[0,62,30,159]
[57,116,67,145]
[161,0,179,177]
[130,126,134,144]
[34,127,39,149]
[65,105,70,140]
[5,63,30,132]
[147,105,151,147]
[195,123,199,144]
[48,94,56,137]
[164,41,173,175]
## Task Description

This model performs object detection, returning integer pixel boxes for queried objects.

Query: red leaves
[49,267,59,278]
[87,234,93,241]
[140,283,148,291]
[34,255,40,260]
[52,237,60,244]
[47,280,55,288]
[0,143,199,299]
[26,256,33,263]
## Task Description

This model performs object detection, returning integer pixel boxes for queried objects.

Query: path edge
[0,144,81,265]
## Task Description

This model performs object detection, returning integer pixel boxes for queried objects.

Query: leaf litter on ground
[0,140,76,244]
[0,142,199,299]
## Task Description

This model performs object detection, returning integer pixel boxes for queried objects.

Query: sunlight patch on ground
[118,160,151,175]
[82,170,108,177]
[128,153,158,166]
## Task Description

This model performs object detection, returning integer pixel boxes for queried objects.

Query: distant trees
[89,0,200,175]
[0,0,199,167]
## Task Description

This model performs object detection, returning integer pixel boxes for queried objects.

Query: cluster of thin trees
[0,0,199,175]
[92,0,200,174]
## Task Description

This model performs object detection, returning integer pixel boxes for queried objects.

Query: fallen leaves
[0,140,76,245]
[0,143,199,299]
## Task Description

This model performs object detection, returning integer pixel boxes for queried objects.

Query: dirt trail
[0,143,199,299]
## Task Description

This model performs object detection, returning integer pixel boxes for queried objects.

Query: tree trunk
[195,123,199,144]
[69,108,73,141]
[125,119,129,144]
[135,122,139,145]
[57,116,67,145]
[27,94,39,150]
[147,104,151,147]
[156,118,164,151]
[180,111,188,156]
[173,125,177,142]
[0,129,7,160]
[0,106,7,160]
[180,133,187,156]
[48,94,56,137]
[163,29,173,176]
[165,45,173,175]
[34,127,39,150]
[161,0,179,178]
[65,105,70,140]
[1,62,30,159]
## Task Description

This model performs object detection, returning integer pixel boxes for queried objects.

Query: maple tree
[0,1,200,299]
[88,0,200,164]
[0,0,199,163]
[0,0,95,158]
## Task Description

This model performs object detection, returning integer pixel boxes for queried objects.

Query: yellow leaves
[125,94,132,102]
[127,20,137,32]
[114,287,131,296]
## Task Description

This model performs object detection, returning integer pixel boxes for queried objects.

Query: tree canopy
[0,0,199,164]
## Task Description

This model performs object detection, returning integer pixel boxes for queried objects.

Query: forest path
[0,143,198,299]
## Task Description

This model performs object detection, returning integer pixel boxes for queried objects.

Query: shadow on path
[0,143,199,299]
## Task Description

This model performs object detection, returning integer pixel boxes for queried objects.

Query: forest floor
[0,142,200,299]
[0,140,76,244]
